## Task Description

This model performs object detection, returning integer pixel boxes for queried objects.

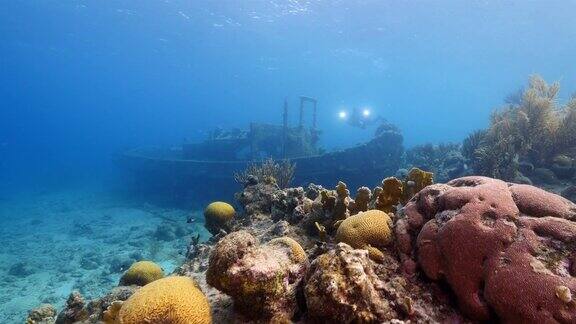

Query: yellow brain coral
[119,261,164,286]
[335,210,393,262]
[116,276,211,324]
[204,201,236,235]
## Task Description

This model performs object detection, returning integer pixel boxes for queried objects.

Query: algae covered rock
[235,181,281,217]
[26,304,57,324]
[119,261,164,286]
[111,276,211,324]
[335,209,393,262]
[55,291,88,324]
[204,201,236,235]
[304,243,394,323]
[86,286,138,321]
[206,230,308,322]
[396,176,576,323]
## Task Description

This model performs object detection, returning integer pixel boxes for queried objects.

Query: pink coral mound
[395,176,576,323]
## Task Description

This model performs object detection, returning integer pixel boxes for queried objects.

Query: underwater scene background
[1,1,576,323]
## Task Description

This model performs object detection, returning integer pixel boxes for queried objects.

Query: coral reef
[26,304,57,324]
[235,179,281,217]
[396,176,576,322]
[375,177,403,213]
[234,157,296,189]
[304,243,394,323]
[348,186,371,214]
[109,276,211,324]
[86,286,138,322]
[401,167,434,202]
[55,291,88,324]
[271,186,309,223]
[304,243,461,323]
[374,167,433,213]
[405,143,467,182]
[118,261,164,286]
[335,209,393,262]
[462,129,486,162]
[206,230,308,322]
[466,75,576,184]
[32,162,576,323]
[203,201,236,235]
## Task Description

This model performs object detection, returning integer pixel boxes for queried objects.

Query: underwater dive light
[338,111,347,119]
[362,108,371,117]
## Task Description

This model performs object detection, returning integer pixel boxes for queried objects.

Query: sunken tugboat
[116,97,403,204]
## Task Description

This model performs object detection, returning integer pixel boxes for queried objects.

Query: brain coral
[204,201,236,235]
[119,261,164,286]
[396,176,576,323]
[206,230,308,321]
[267,237,307,264]
[335,209,393,262]
[115,276,211,324]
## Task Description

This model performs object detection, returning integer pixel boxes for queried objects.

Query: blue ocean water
[1,1,575,322]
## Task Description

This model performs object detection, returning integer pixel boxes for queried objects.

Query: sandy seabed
[0,188,209,323]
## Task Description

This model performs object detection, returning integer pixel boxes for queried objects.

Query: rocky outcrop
[26,304,57,324]
[206,230,309,322]
[304,243,394,323]
[304,243,462,323]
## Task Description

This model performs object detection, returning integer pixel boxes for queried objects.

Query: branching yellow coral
[320,190,336,211]
[402,167,433,203]
[204,201,235,235]
[349,187,371,215]
[119,261,164,286]
[335,210,393,262]
[333,181,350,221]
[376,177,403,213]
[115,276,211,324]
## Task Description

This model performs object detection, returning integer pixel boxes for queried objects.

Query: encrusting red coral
[395,176,576,322]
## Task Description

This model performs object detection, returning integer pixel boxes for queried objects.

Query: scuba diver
[342,107,383,129]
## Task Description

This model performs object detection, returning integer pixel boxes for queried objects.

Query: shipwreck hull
[116,129,403,206]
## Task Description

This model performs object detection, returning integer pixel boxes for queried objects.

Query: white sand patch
[0,189,209,323]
